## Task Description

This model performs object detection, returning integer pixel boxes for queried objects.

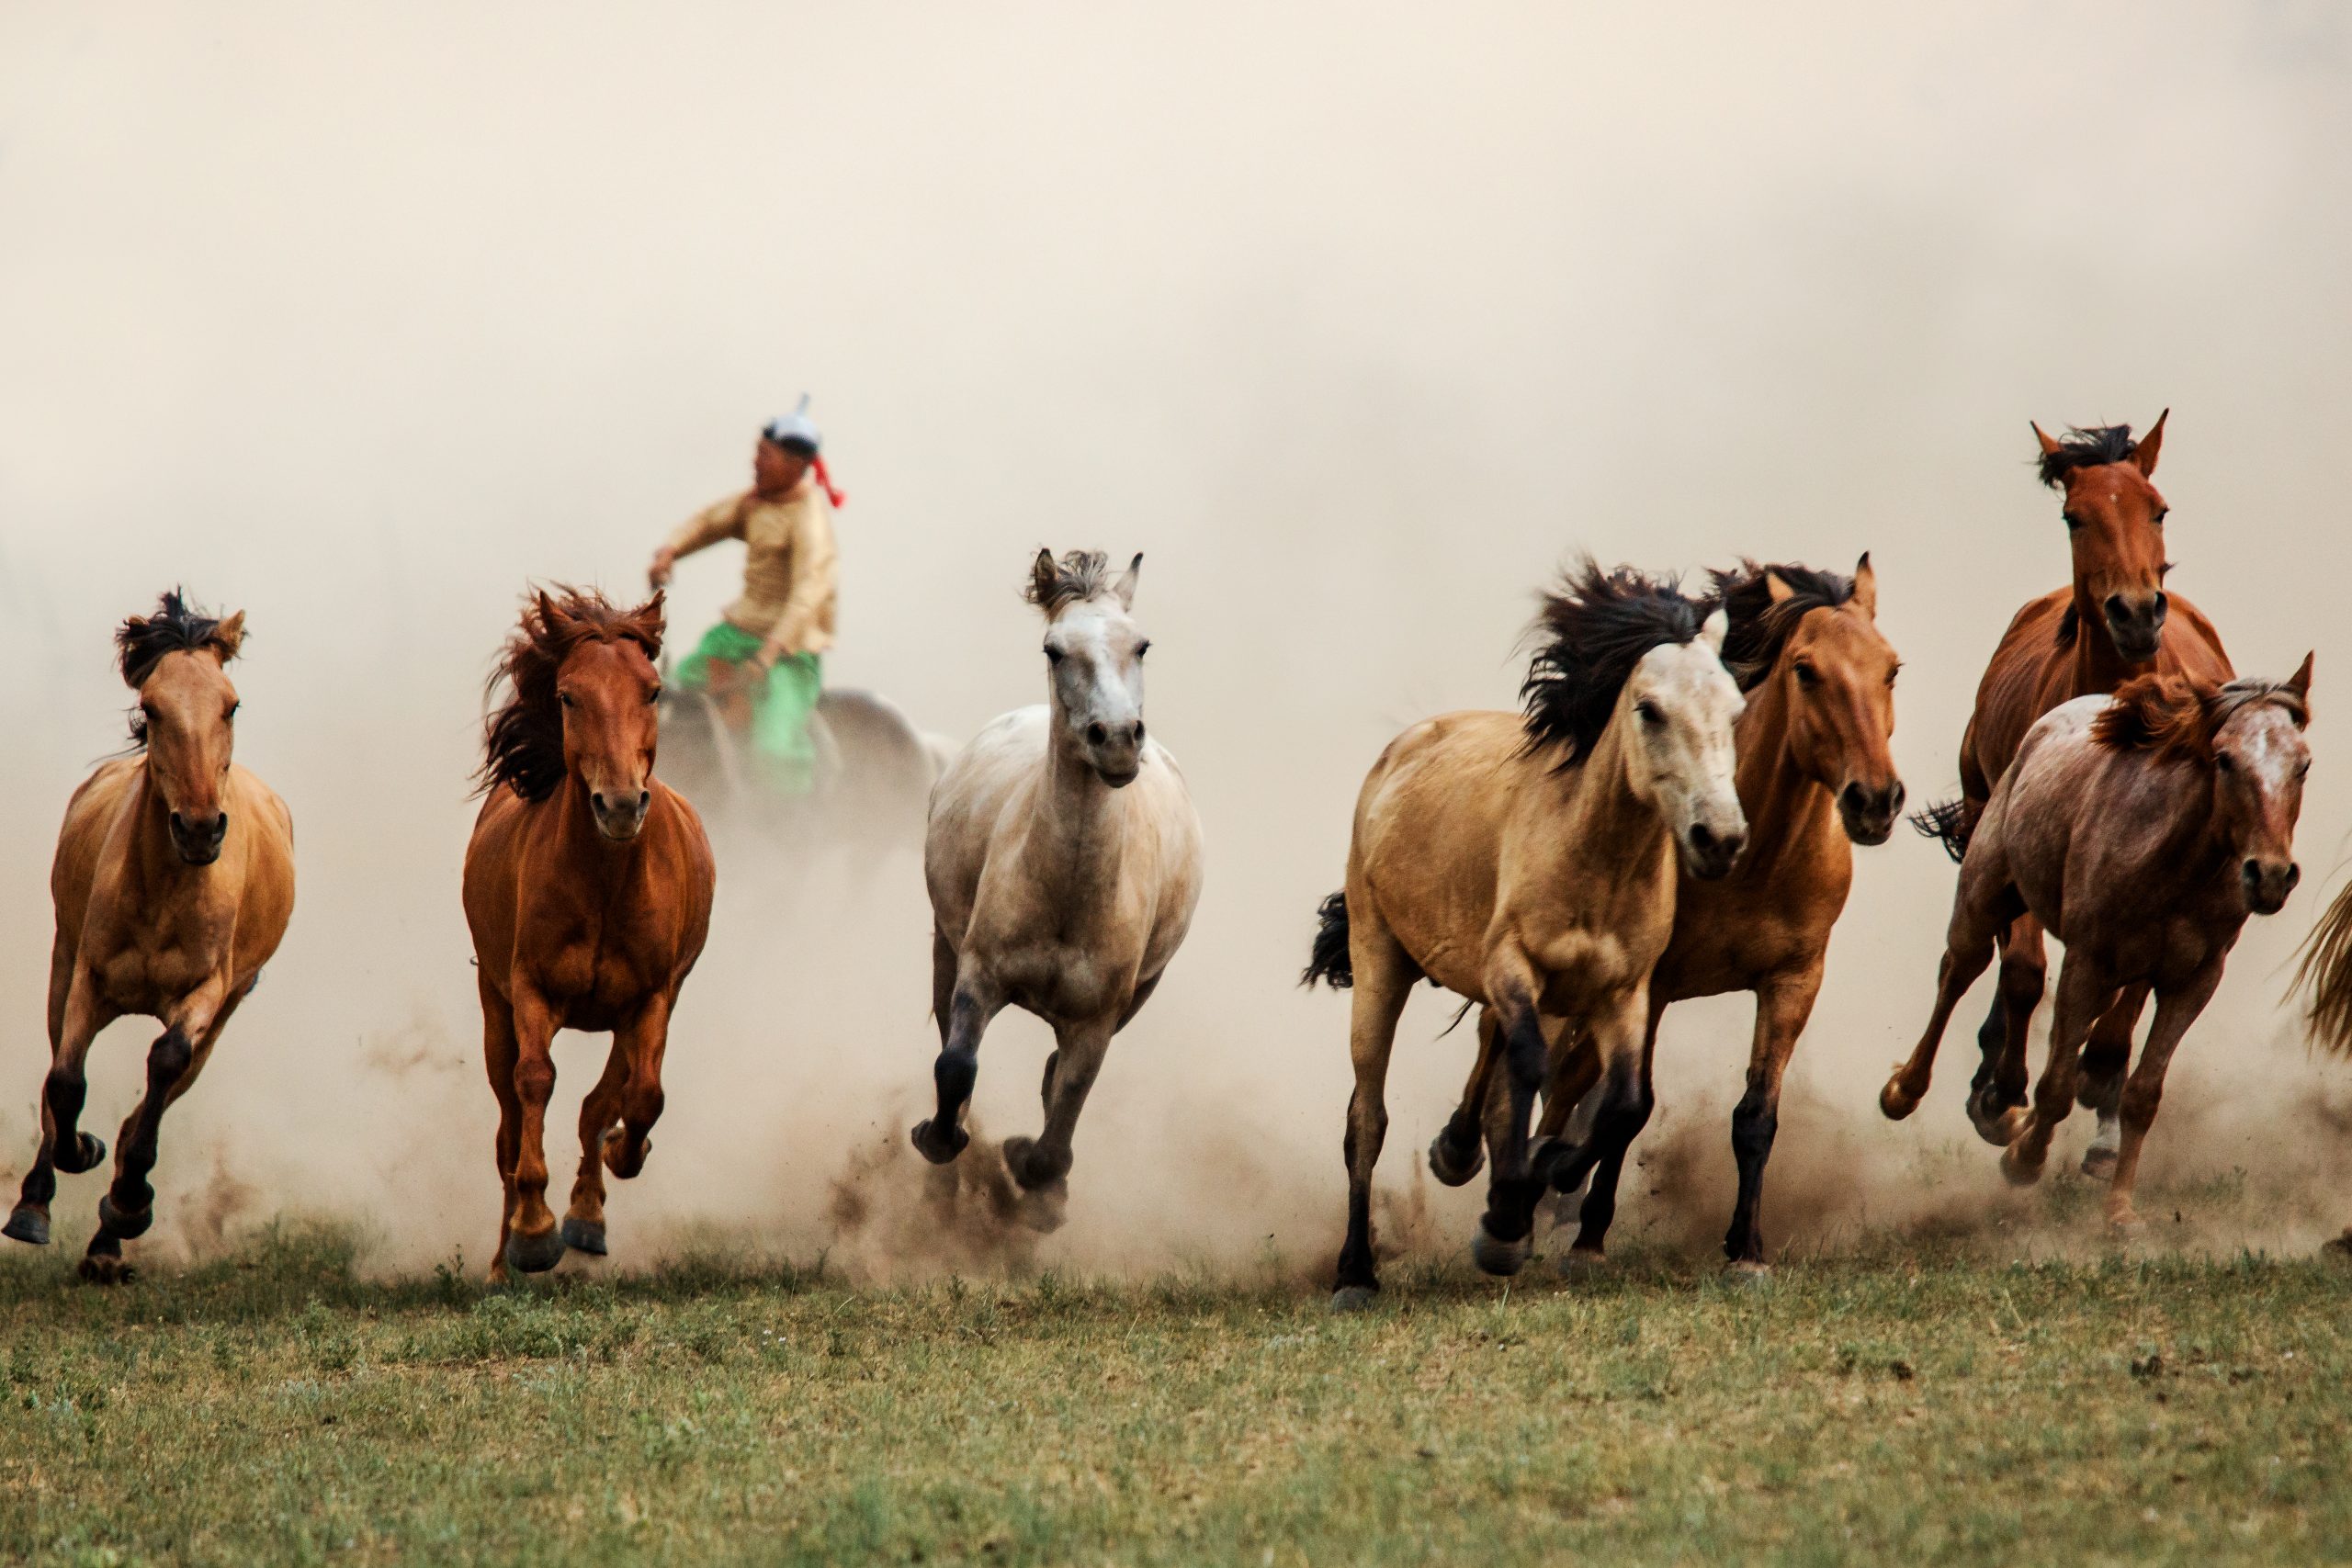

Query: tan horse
[1305,563,1745,1308]
[910,549,1204,1223]
[1884,664,2312,1225]
[6,592,295,1282]
[1429,558,1902,1270]
[463,589,715,1280]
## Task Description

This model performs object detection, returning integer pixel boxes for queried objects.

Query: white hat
[763,393,821,454]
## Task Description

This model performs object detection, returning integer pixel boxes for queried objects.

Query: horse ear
[1030,548,1060,606]
[1113,552,1142,611]
[535,589,569,636]
[633,591,667,655]
[1764,570,1796,605]
[1699,607,1729,654]
[1849,553,1877,618]
[2132,409,2169,477]
[2031,421,2064,459]
[209,610,246,663]
[2287,650,2314,705]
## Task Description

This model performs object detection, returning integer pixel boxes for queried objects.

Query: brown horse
[1305,563,1746,1308]
[1885,665,2310,1224]
[5,592,296,1282]
[1429,558,1903,1269]
[462,588,715,1280]
[1913,414,2233,1168]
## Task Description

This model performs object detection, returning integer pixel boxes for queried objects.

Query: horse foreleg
[1532,995,1650,1247]
[1332,929,1415,1308]
[480,980,523,1284]
[1882,883,2010,1120]
[1966,917,2050,1145]
[563,1041,631,1259]
[1428,1010,1498,1188]
[1999,952,2110,1187]
[501,988,566,1277]
[2104,965,2223,1230]
[910,979,1003,1165]
[2077,982,2150,1177]
[1717,965,1823,1270]
[6,963,115,1247]
[1001,1017,1111,1232]
[1564,997,1670,1269]
[83,980,234,1283]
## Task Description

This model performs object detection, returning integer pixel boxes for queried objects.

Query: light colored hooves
[1969,1094,2030,1149]
[1724,1259,1775,1286]
[1471,1220,1532,1278]
[2080,1145,2119,1180]
[560,1217,608,1257]
[1014,1179,1069,1235]
[503,1226,567,1276]
[1329,1285,1380,1314]
[1426,1129,1484,1188]
[1998,1142,2044,1189]
[2,1207,50,1247]
[1878,1075,1920,1122]
[2106,1210,2146,1240]
[910,1118,968,1166]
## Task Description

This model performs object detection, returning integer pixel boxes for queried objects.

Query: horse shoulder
[1966,591,2073,782]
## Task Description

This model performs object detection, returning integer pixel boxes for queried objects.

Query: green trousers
[676,622,822,795]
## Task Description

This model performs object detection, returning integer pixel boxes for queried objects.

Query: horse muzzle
[1084,718,1144,788]
[591,789,651,841]
[2243,857,2300,916]
[2104,592,2168,663]
[167,809,228,865]
[1838,780,1906,847]
[1679,819,1747,882]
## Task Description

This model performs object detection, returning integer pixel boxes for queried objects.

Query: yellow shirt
[666,476,839,657]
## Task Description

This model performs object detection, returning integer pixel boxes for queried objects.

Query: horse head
[546,592,667,840]
[118,592,246,865]
[2034,412,2172,662]
[2210,657,2313,916]
[1028,548,1148,788]
[1623,614,1748,879]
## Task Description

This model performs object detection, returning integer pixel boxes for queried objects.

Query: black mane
[1709,560,1855,692]
[2036,423,2138,488]
[117,588,241,748]
[1521,560,1707,767]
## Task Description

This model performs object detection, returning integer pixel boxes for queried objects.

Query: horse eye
[2216,753,2234,773]
[1793,661,1820,687]
[647,687,662,705]
[2063,512,2083,530]
[1636,700,1664,725]
[558,691,576,708]
[1044,646,1065,665]
[2153,509,2169,525]
[1136,641,1151,659]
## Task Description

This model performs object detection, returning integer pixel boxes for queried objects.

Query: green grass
[1,1222,2348,1565]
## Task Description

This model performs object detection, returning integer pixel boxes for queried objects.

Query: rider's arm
[759,499,839,665]
[665,497,746,560]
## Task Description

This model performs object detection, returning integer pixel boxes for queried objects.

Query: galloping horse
[463,588,714,1280]
[1425,558,1903,1270]
[6,592,295,1282]
[1306,563,1746,1307]
[1884,663,2311,1224]
[911,550,1203,1222]
[1914,414,2232,1170]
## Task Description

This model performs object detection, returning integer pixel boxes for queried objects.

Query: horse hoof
[560,1217,608,1257]
[910,1118,967,1166]
[1724,1259,1774,1286]
[1014,1180,1069,1235]
[54,1132,107,1175]
[1426,1130,1484,1188]
[2,1207,50,1247]
[77,1253,136,1286]
[603,1129,650,1179]
[1557,1247,1609,1279]
[1967,1090,2027,1148]
[503,1227,567,1276]
[1471,1220,1532,1279]
[96,1194,153,1240]
[1998,1144,2043,1189]
[1329,1285,1380,1314]
[2080,1145,2119,1180]
[2107,1210,2145,1238]
[1879,1077,1920,1122]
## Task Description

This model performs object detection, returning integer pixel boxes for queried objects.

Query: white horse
[910,548,1204,1220]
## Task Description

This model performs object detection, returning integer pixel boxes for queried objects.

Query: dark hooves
[96,1194,153,1240]
[1329,1284,1380,1314]
[2080,1145,2119,1180]
[77,1253,137,1286]
[2,1207,51,1247]
[560,1217,608,1257]
[910,1118,969,1166]
[1426,1129,1484,1188]
[54,1132,107,1175]
[503,1227,567,1275]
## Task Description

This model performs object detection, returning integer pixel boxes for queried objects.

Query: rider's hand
[648,547,676,590]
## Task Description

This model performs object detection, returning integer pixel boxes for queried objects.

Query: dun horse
[1428,558,1902,1269]
[1883,664,2311,1224]
[1914,414,2232,1172]
[463,588,715,1280]
[911,550,1204,1223]
[1306,563,1746,1308]
[6,592,296,1282]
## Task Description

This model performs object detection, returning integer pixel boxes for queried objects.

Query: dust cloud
[2,3,2350,1280]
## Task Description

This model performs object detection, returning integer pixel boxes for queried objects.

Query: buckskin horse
[1913,414,2232,1173]
[1305,562,1746,1308]
[6,592,296,1282]
[463,588,715,1280]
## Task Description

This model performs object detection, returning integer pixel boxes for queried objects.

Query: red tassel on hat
[812,455,846,510]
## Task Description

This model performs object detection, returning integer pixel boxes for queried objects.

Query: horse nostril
[1132,720,1146,744]
[1720,831,1747,860]
[1688,823,1715,852]
[1887,782,1906,815]
[2105,594,2131,623]
[638,790,650,809]
[2287,863,2302,892]
[593,793,607,813]
[2151,592,2168,617]
[1086,722,1108,747]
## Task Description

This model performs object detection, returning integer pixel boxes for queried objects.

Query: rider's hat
[761,395,846,508]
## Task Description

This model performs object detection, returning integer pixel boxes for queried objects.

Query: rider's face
[754,439,809,493]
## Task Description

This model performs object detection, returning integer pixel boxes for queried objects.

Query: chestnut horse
[1429,558,1903,1269]
[6,592,295,1282]
[1913,414,2232,1170]
[1305,563,1745,1308]
[1884,664,2310,1224]
[463,588,714,1280]
[912,550,1204,1224]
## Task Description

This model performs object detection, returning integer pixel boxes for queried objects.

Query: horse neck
[1726,678,1837,882]
[2118,761,2231,904]
[1554,715,1672,870]
[1024,720,1127,911]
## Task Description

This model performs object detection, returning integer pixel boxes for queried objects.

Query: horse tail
[2293,876,2352,1057]
[1910,796,1972,863]
[1301,891,1353,989]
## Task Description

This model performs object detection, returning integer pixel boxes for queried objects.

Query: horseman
[649,398,844,794]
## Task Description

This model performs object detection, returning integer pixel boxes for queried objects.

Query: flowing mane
[478,586,666,802]
[2091,671,2310,767]
[2036,422,2139,488]
[1520,560,1707,767]
[118,588,245,748]
[1025,549,1117,615]
[1709,560,1854,692]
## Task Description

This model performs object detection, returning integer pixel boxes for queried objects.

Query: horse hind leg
[1331,928,1415,1310]
[1426,1009,1497,1189]
[1967,917,2046,1145]
[2076,983,2147,1178]
[1881,885,2009,1120]
[1998,953,2109,1189]
[480,983,524,1284]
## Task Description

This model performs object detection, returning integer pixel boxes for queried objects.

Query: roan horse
[1305,563,1746,1308]
[911,549,1203,1224]
[1914,414,2232,1173]
[6,592,296,1282]
[1426,558,1903,1270]
[1883,663,2312,1224]
[463,588,715,1280]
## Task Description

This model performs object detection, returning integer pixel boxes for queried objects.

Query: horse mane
[2295,881,2352,1058]
[477,585,666,802]
[2036,423,2138,488]
[118,588,243,748]
[2090,672,2310,767]
[1025,549,1115,615]
[1520,559,1707,768]
[1708,559,1854,692]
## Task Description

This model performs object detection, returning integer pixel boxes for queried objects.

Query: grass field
[2,1217,2349,1566]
